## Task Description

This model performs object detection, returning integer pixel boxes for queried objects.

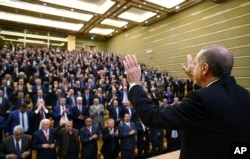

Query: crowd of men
[0,46,191,159]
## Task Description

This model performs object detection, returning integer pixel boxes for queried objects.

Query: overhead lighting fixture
[0,0,93,21]
[0,30,68,42]
[89,27,115,36]
[41,0,115,14]
[118,7,156,23]
[101,18,128,28]
[0,12,84,31]
[146,0,185,9]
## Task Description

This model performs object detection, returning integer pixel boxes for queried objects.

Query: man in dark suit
[0,90,12,120]
[32,119,59,159]
[80,117,100,159]
[121,100,138,123]
[0,125,31,159]
[55,120,80,159]
[101,119,120,159]
[53,97,72,127]
[82,88,94,108]
[150,128,164,156]
[6,103,31,135]
[71,96,89,131]
[118,113,137,159]
[136,119,150,159]
[30,100,51,134]
[123,45,250,159]
[107,99,122,128]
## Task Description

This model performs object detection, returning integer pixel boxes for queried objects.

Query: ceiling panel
[0,0,205,41]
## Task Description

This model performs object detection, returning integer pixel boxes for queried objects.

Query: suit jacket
[30,108,52,133]
[6,110,31,134]
[82,93,94,108]
[107,105,123,127]
[118,122,137,150]
[71,104,89,130]
[128,76,250,159]
[32,128,59,159]
[80,126,100,159]
[121,107,138,122]
[0,97,12,118]
[89,104,106,130]
[0,134,31,159]
[53,105,72,128]
[55,125,80,159]
[101,127,120,157]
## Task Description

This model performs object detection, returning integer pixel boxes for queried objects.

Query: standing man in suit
[0,125,31,159]
[123,45,250,159]
[6,103,31,135]
[136,119,150,159]
[30,100,51,134]
[150,128,164,156]
[89,97,106,132]
[118,113,137,159]
[71,96,89,131]
[32,119,59,159]
[53,97,72,127]
[101,119,120,159]
[107,99,122,128]
[80,117,100,159]
[55,120,80,159]
[122,100,138,123]
[0,90,12,120]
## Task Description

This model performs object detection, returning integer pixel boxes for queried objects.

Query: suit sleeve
[128,85,208,131]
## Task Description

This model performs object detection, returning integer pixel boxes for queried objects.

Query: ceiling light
[0,30,68,42]
[146,0,185,9]
[0,12,83,31]
[118,7,156,23]
[0,0,93,21]
[41,0,115,15]
[101,18,128,28]
[89,27,115,35]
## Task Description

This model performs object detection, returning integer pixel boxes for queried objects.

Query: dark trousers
[64,153,78,159]
[121,149,134,159]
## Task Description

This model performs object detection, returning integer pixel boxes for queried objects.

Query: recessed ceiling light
[146,0,185,9]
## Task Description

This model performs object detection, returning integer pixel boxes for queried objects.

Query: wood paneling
[106,0,250,91]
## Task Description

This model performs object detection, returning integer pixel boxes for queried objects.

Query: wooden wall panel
[106,0,250,91]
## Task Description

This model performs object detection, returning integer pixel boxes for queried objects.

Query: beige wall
[67,35,76,51]
[75,36,107,52]
[106,0,250,91]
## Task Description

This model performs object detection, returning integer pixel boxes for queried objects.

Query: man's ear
[202,63,209,75]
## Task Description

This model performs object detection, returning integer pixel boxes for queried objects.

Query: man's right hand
[182,54,195,80]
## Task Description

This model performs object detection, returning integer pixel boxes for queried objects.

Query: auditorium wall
[106,0,250,91]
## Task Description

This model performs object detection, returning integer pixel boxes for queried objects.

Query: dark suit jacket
[101,127,120,157]
[128,76,250,159]
[53,105,72,128]
[118,122,137,150]
[0,97,12,118]
[107,105,123,127]
[32,128,59,159]
[80,126,100,159]
[55,125,80,159]
[0,134,31,159]
[71,104,89,130]
[30,108,52,133]
[6,110,31,134]
[121,107,138,122]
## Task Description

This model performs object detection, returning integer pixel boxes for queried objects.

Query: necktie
[40,111,45,120]
[78,105,82,113]
[116,107,119,118]
[71,96,75,107]
[16,140,21,159]
[88,127,92,134]
[21,113,25,130]
[45,130,49,141]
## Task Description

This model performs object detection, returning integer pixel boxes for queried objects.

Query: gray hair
[13,125,24,134]
[199,45,234,78]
